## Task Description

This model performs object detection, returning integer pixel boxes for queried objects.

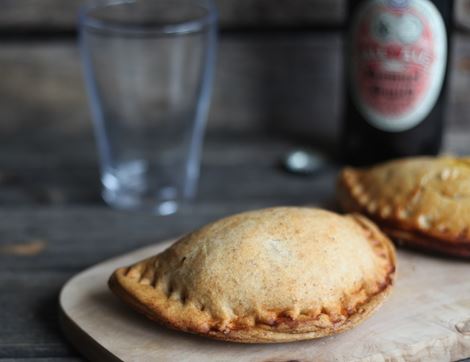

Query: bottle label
[350,0,447,132]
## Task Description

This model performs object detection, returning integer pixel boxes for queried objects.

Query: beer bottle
[342,0,453,166]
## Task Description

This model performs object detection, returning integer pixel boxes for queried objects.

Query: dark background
[1,0,470,360]
[1,0,470,206]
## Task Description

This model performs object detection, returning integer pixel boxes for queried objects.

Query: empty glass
[79,0,217,215]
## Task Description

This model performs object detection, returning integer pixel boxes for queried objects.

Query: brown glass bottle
[341,0,453,166]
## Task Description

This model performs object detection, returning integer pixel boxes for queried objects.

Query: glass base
[101,161,183,215]
[102,188,179,216]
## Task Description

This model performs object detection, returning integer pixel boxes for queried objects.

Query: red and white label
[350,0,447,132]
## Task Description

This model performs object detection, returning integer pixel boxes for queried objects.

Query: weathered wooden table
[1,1,470,360]
[0,128,469,361]
[0,130,339,360]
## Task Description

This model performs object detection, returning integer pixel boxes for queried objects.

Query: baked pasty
[338,157,470,258]
[109,207,396,343]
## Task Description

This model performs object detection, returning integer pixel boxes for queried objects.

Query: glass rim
[79,0,218,36]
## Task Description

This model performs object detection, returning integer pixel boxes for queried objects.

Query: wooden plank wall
[1,0,470,144]
[0,0,344,29]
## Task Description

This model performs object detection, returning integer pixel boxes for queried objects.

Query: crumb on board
[0,240,47,256]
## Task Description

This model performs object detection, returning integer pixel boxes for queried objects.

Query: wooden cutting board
[59,239,470,362]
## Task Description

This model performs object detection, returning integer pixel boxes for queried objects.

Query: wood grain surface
[0,138,469,361]
[0,0,343,30]
[2,0,470,30]
[0,34,342,137]
[3,33,470,138]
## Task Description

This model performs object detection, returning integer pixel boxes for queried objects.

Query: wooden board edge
[58,239,470,361]
[59,306,122,362]
[58,240,177,361]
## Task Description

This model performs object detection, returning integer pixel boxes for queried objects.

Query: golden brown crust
[338,157,470,258]
[109,207,396,343]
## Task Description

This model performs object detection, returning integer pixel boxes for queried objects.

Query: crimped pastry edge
[109,270,394,343]
[338,167,470,258]
[108,214,396,343]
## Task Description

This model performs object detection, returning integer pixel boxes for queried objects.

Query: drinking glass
[79,0,217,215]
